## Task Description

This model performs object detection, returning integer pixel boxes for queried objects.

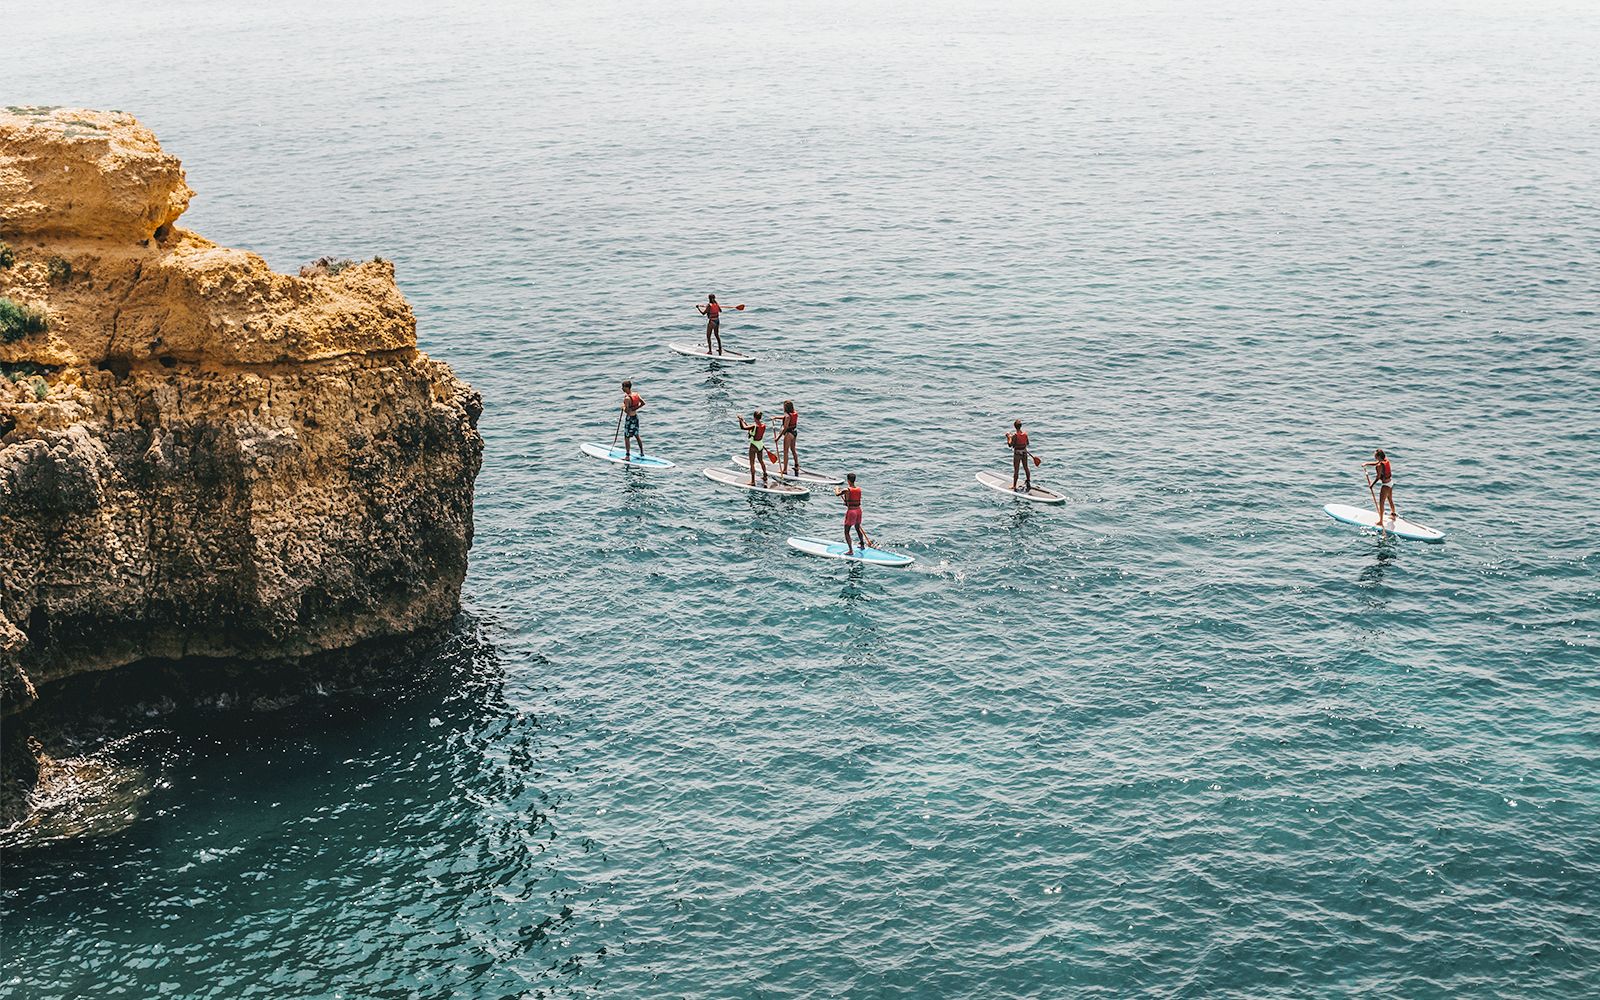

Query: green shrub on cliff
[0,297,48,343]
[1,361,49,382]
[46,255,72,285]
[0,242,14,270]
[299,256,358,278]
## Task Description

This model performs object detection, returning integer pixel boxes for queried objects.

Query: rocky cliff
[0,108,483,825]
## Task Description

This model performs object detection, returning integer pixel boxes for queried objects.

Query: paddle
[742,444,782,465]
[610,410,622,448]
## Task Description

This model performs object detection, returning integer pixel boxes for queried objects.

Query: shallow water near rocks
[5,0,1600,996]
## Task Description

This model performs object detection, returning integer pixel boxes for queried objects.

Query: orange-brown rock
[0,109,483,828]
[0,108,191,244]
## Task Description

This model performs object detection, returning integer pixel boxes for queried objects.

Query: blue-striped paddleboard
[786,536,915,567]
[580,443,675,469]
[1323,503,1444,543]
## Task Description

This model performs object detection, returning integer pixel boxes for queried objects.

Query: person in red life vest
[834,473,873,555]
[619,380,646,461]
[738,409,770,485]
[776,400,800,477]
[1362,448,1399,526]
[1006,419,1032,492]
[696,294,724,355]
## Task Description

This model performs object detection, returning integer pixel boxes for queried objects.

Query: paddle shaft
[611,410,623,446]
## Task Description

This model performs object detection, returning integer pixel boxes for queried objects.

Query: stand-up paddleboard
[580,442,676,469]
[703,467,809,497]
[729,454,845,486]
[787,536,915,567]
[1323,503,1444,543]
[975,470,1067,505]
[666,343,756,364]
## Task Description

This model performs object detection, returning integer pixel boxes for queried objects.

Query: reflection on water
[2,616,506,854]
[1358,544,1400,588]
[0,614,610,998]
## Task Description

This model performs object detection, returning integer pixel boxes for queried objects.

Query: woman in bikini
[1362,448,1399,526]
[776,400,800,477]
[696,294,723,355]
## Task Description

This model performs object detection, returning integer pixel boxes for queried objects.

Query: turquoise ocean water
[5,1,1600,995]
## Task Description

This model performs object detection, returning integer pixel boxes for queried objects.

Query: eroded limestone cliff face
[0,108,483,821]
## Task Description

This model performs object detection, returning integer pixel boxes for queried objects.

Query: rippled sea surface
[6,1,1600,995]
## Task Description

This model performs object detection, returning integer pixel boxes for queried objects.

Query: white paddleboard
[703,467,809,497]
[1323,503,1444,543]
[786,535,915,567]
[666,343,756,363]
[975,470,1067,505]
[580,442,676,469]
[729,454,845,486]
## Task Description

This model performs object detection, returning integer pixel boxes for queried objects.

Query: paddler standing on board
[776,400,800,477]
[696,294,723,356]
[835,473,872,555]
[619,380,646,461]
[1362,448,1399,528]
[1007,419,1034,492]
[738,409,770,486]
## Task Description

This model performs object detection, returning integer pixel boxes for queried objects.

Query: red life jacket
[1377,459,1391,483]
[844,486,861,508]
[751,421,765,441]
[626,393,644,412]
[707,301,721,318]
[783,410,797,431]
[1010,430,1028,450]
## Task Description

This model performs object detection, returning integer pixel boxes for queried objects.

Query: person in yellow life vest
[738,409,769,486]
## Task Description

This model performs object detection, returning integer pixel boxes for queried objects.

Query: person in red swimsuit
[776,400,800,477]
[1006,419,1032,491]
[1362,448,1399,526]
[696,294,723,355]
[835,473,872,555]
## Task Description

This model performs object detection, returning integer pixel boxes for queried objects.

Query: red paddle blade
[766,450,779,463]
[735,304,746,310]
[1032,455,1043,466]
